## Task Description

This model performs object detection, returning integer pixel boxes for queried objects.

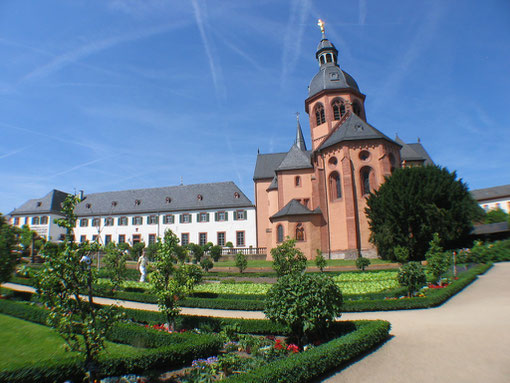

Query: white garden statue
[137,250,148,282]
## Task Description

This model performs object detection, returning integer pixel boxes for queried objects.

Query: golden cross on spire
[296,112,300,121]
[317,19,325,38]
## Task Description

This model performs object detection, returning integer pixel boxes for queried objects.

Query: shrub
[200,257,214,272]
[209,245,222,262]
[264,273,343,345]
[235,252,248,274]
[393,246,409,263]
[356,257,371,271]
[314,250,327,272]
[270,239,307,277]
[0,215,19,285]
[397,262,426,297]
[129,242,145,261]
[425,233,451,283]
[102,243,128,290]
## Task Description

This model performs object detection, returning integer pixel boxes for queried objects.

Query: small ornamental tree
[188,243,204,264]
[425,233,451,284]
[271,239,307,277]
[129,242,145,261]
[315,249,327,272]
[235,251,248,274]
[397,261,426,297]
[393,246,410,263]
[102,242,128,291]
[209,245,222,262]
[36,195,118,382]
[174,263,202,291]
[200,256,214,272]
[356,256,371,271]
[265,273,343,346]
[0,215,19,285]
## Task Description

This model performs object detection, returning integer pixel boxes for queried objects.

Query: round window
[359,151,370,161]
[328,156,338,168]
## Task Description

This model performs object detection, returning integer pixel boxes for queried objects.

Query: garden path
[3,263,509,382]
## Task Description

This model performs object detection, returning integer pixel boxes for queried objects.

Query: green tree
[265,273,343,346]
[19,224,36,258]
[200,256,214,272]
[0,215,19,285]
[174,263,202,291]
[36,195,118,382]
[235,251,248,274]
[366,166,482,261]
[483,208,509,224]
[397,262,426,297]
[356,256,371,271]
[271,238,307,277]
[314,249,327,272]
[393,246,410,263]
[102,242,128,291]
[425,233,451,283]
[188,243,204,264]
[145,242,160,261]
[129,242,145,260]
[209,245,222,262]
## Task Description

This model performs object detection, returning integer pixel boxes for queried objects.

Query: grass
[212,258,394,268]
[0,314,134,371]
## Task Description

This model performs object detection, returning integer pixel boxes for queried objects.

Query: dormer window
[135,199,141,206]
[36,202,42,207]
[86,203,91,209]
[165,197,172,203]
[197,194,203,201]
[111,201,117,207]
[234,192,240,199]
[314,103,325,125]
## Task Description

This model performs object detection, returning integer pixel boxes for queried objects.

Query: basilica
[254,25,432,259]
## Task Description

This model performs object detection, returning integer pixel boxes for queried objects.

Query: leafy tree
[36,195,118,382]
[397,262,426,297]
[356,256,371,271]
[393,246,410,263]
[314,249,327,272]
[117,242,130,252]
[209,245,222,262]
[19,224,36,257]
[200,256,214,272]
[150,229,200,330]
[483,208,509,224]
[469,240,491,263]
[271,238,307,277]
[188,243,204,264]
[102,242,128,291]
[366,166,482,261]
[0,215,19,285]
[235,251,248,274]
[145,242,160,261]
[129,242,145,260]
[265,273,343,346]
[425,233,451,283]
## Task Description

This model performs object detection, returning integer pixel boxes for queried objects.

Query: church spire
[295,112,307,151]
[315,19,338,68]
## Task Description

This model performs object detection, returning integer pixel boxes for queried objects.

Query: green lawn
[0,314,134,371]
[213,258,393,268]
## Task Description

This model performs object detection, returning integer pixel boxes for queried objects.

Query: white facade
[479,198,510,214]
[73,207,256,248]
[10,214,67,241]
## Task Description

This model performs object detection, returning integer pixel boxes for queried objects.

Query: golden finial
[317,19,325,38]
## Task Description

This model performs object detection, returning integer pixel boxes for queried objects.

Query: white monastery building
[9,182,256,249]
[471,184,510,213]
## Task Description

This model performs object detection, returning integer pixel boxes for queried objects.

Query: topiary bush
[356,257,371,271]
[270,239,307,277]
[264,273,343,345]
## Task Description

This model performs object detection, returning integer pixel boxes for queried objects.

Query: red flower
[274,339,283,350]
[287,344,299,353]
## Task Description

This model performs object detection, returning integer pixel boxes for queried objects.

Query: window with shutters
[132,216,142,225]
[236,231,245,247]
[180,213,191,223]
[40,216,48,225]
[198,212,209,223]
[80,218,89,227]
[92,218,100,227]
[215,211,228,221]
[32,216,40,225]
[181,233,189,246]
[13,217,19,226]
[104,217,114,226]
[148,234,156,245]
[118,216,128,226]
[234,210,247,220]
[163,214,174,224]
[199,233,207,246]
[147,215,158,225]
[217,232,226,246]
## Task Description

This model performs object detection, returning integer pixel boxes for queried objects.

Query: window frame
[118,216,128,226]
[147,215,158,225]
[80,218,89,227]
[92,218,100,227]
[234,210,247,221]
[236,231,245,247]
[199,232,207,246]
[217,231,226,247]
[295,223,305,241]
[118,234,126,243]
[163,214,174,224]
[329,171,342,200]
[32,216,40,225]
[148,234,156,245]
[277,224,284,243]
[180,213,191,224]
[132,216,143,225]
[104,217,114,226]
[181,233,189,246]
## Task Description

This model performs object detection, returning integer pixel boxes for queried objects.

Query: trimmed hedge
[223,320,391,382]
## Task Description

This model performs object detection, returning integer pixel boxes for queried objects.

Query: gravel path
[3,263,509,382]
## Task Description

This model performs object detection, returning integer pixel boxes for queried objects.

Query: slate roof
[471,184,510,201]
[319,113,398,151]
[267,176,278,191]
[271,199,322,220]
[10,190,70,216]
[276,144,313,171]
[308,66,360,98]
[73,182,253,216]
[253,152,287,180]
[394,136,434,165]
[472,222,510,235]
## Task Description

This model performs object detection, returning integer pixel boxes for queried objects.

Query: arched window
[329,171,342,200]
[352,100,362,117]
[314,103,325,125]
[296,223,304,241]
[320,56,325,65]
[332,99,346,120]
[326,54,332,63]
[295,176,301,187]
[277,224,284,243]
[360,167,373,196]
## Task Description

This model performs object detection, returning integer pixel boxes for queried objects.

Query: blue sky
[1,0,509,214]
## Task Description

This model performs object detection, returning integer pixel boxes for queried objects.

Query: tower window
[296,223,305,241]
[352,100,362,117]
[277,224,284,243]
[295,176,301,187]
[360,167,373,196]
[315,103,326,125]
[320,56,325,65]
[332,99,346,120]
[326,54,332,63]
[329,171,342,200]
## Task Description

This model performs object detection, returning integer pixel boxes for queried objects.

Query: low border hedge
[223,320,391,382]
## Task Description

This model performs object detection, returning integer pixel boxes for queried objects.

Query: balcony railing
[220,247,267,256]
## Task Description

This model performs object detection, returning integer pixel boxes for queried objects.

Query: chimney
[79,190,84,201]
